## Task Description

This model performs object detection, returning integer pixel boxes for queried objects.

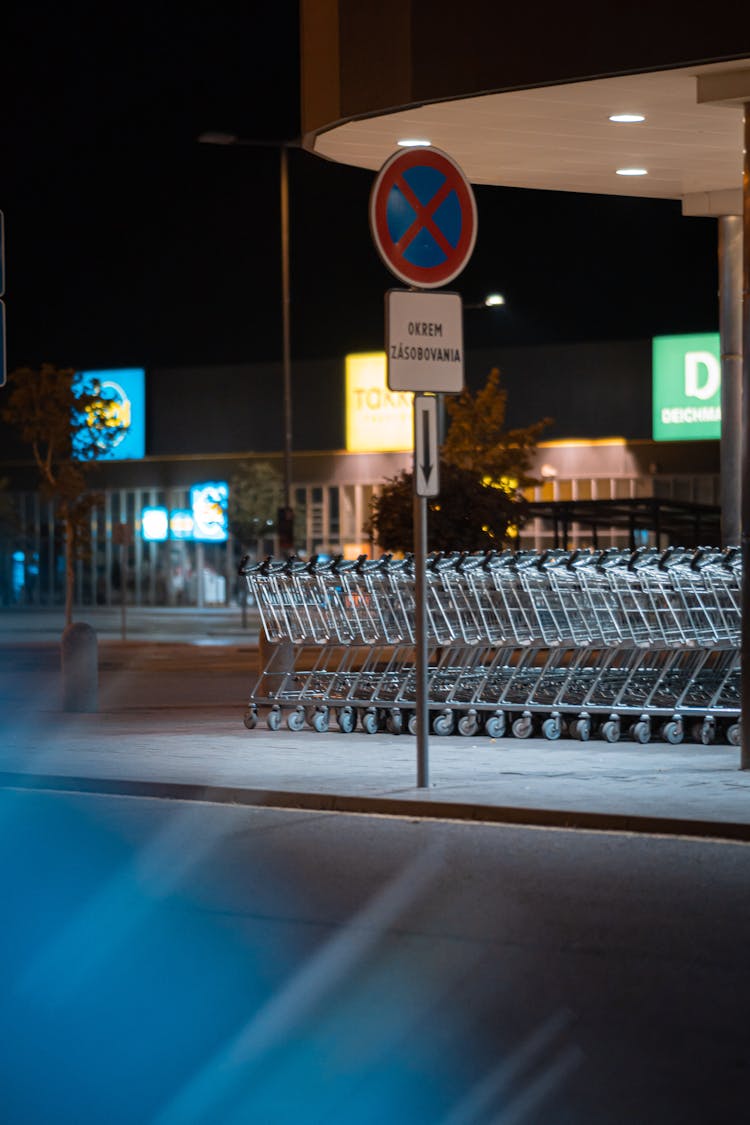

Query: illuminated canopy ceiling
[311,58,750,214]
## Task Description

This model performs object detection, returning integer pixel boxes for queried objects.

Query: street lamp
[464,292,506,310]
[198,131,297,527]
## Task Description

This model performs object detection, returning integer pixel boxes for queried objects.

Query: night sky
[2,3,720,378]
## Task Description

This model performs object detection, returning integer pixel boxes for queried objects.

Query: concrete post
[719,214,742,547]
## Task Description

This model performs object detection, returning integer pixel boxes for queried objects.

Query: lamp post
[198,132,296,521]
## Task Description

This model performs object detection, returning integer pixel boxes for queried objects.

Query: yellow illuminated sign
[345,352,413,452]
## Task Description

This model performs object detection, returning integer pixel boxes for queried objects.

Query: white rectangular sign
[386,289,464,393]
[414,395,440,497]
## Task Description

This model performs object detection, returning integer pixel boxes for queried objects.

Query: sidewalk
[0,604,260,643]
[1,608,749,840]
[2,705,750,840]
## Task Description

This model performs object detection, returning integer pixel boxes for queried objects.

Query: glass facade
[0,463,719,609]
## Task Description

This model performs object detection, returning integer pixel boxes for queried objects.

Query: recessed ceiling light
[616,167,648,176]
[609,113,646,123]
[397,138,431,147]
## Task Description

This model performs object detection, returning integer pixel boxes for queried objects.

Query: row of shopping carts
[239,546,741,744]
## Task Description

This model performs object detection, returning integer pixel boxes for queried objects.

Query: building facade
[0,335,721,608]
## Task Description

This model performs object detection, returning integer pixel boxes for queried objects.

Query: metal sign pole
[414,472,429,788]
[413,393,440,787]
[370,146,476,788]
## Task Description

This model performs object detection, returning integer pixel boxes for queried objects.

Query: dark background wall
[468,339,653,439]
[141,338,656,453]
[1,337,658,476]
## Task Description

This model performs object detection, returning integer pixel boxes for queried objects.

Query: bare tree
[2,364,126,625]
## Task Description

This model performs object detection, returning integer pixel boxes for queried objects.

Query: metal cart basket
[238,546,740,745]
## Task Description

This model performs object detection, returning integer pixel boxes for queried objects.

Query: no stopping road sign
[370,147,477,289]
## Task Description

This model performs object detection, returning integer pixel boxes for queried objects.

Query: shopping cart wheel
[484,711,506,739]
[432,709,455,736]
[511,711,534,739]
[659,716,683,745]
[569,713,591,742]
[726,722,741,747]
[266,706,282,731]
[243,706,258,730]
[541,712,563,741]
[690,715,716,745]
[337,706,356,734]
[287,706,305,732]
[361,708,379,735]
[629,715,651,745]
[457,710,479,737]
[600,715,621,743]
[386,708,403,735]
[311,706,329,733]
[407,711,419,736]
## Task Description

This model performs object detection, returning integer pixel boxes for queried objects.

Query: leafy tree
[367,368,551,553]
[228,460,284,557]
[368,463,525,552]
[2,364,125,625]
[442,367,550,487]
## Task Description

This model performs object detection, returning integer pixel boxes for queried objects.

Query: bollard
[61,622,98,713]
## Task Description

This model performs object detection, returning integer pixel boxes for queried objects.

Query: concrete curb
[2,771,750,842]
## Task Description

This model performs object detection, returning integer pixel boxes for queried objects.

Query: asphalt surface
[1,605,749,839]
[4,790,749,1124]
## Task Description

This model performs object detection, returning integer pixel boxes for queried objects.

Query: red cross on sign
[369,147,477,289]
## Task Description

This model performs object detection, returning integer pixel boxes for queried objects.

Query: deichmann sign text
[652,333,721,441]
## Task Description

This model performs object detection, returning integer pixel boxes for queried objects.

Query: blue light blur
[0,790,464,1124]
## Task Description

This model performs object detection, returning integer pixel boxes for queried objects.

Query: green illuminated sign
[652,333,721,441]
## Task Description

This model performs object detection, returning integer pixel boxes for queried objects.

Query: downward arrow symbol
[421,405,433,485]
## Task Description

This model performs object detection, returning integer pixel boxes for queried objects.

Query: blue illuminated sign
[138,484,229,544]
[191,482,229,542]
[74,368,146,460]
[141,507,169,541]
[169,509,195,539]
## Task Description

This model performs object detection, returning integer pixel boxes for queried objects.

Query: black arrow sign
[415,396,439,497]
[421,405,433,487]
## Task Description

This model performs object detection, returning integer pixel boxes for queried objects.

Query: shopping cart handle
[627,547,647,571]
[657,546,676,570]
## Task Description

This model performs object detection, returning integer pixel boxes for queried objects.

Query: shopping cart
[238,546,741,745]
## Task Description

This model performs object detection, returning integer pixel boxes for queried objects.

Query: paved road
[1,789,748,1125]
